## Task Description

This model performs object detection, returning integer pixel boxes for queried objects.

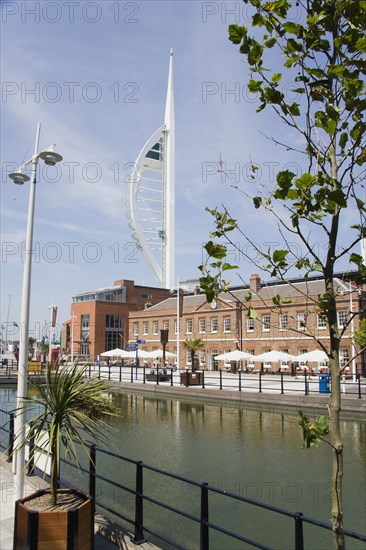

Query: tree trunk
[328,358,345,550]
[51,438,58,506]
[325,271,345,549]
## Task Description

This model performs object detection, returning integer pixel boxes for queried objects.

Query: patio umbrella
[123,349,151,359]
[295,349,328,362]
[148,349,177,359]
[252,350,296,362]
[100,348,130,358]
[215,350,254,361]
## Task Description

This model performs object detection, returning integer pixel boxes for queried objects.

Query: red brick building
[128,274,364,372]
[61,279,171,360]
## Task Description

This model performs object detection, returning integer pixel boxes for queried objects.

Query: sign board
[127,345,137,351]
[137,340,146,344]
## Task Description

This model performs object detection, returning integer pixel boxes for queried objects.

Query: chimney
[249,274,261,294]
[144,301,152,309]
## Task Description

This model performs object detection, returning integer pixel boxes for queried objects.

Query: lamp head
[39,149,63,166]
[9,171,30,185]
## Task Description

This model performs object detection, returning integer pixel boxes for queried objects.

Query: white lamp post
[9,123,62,500]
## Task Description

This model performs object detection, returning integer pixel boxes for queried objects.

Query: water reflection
[1,387,365,549]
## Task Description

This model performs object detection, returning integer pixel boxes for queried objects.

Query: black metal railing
[1,408,365,550]
[2,362,365,399]
[84,364,366,399]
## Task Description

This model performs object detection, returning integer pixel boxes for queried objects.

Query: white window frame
[152,321,159,335]
[223,317,231,333]
[211,318,218,333]
[143,321,149,335]
[340,348,350,368]
[133,322,139,337]
[198,318,206,333]
[297,313,307,331]
[174,320,178,335]
[262,315,270,332]
[337,310,348,328]
[279,314,288,330]
[246,318,254,332]
[317,313,327,330]
[186,319,193,334]
[163,320,169,331]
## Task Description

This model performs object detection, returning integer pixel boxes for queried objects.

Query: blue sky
[0,1,360,342]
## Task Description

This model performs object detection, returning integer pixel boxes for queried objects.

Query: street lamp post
[160,329,169,367]
[9,123,62,500]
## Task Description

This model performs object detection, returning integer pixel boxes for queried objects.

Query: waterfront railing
[1,361,365,398]
[1,407,366,550]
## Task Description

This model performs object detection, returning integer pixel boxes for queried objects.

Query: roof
[222,277,351,304]
[138,276,353,313]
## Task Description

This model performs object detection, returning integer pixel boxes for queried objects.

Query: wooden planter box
[14,488,93,550]
[180,371,202,386]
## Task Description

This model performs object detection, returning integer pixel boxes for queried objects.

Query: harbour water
[1,386,365,549]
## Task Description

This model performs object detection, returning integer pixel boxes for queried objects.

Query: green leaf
[272,72,282,83]
[283,22,303,36]
[204,241,227,260]
[228,24,245,45]
[253,196,262,209]
[287,102,300,116]
[222,262,238,271]
[247,306,257,319]
[265,37,277,48]
[273,249,289,263]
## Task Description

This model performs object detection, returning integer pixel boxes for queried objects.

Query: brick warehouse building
[61,279,172,360]
[128,273,365,373]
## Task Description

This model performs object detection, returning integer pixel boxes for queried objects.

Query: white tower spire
[162,49,175,288]
[127,51,176,288]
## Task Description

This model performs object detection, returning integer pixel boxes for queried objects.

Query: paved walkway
[0,454,157,550]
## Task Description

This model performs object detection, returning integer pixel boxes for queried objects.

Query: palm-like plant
[15,364,117,506]
[182,338,204,371]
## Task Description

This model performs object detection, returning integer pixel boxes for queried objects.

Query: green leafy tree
[353,317,366,348]
[199,1,365,547]
[14,364,118,506]
[28,336,36,360]
[182,338,205,371]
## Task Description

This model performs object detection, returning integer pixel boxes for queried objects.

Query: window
[246,318,254,332]
[338,310,348,328]
[81,314,90,342]
[211,318,218,333]
[186,319,193,334]
[163,320,169,331]
[317,314,327,329]
[143,322,149,335]
[279,314,288,330]
[140,293,152,299]
[199,350,206,366]
[153,321,159,335]
[199,319,206,333]
[223,317,231,333]
[106,315,122,329]
[340,348,350,368]
[297,313,307,331]
[262,315,270,332]
[105,316,123,351]
[174,320,178,335]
